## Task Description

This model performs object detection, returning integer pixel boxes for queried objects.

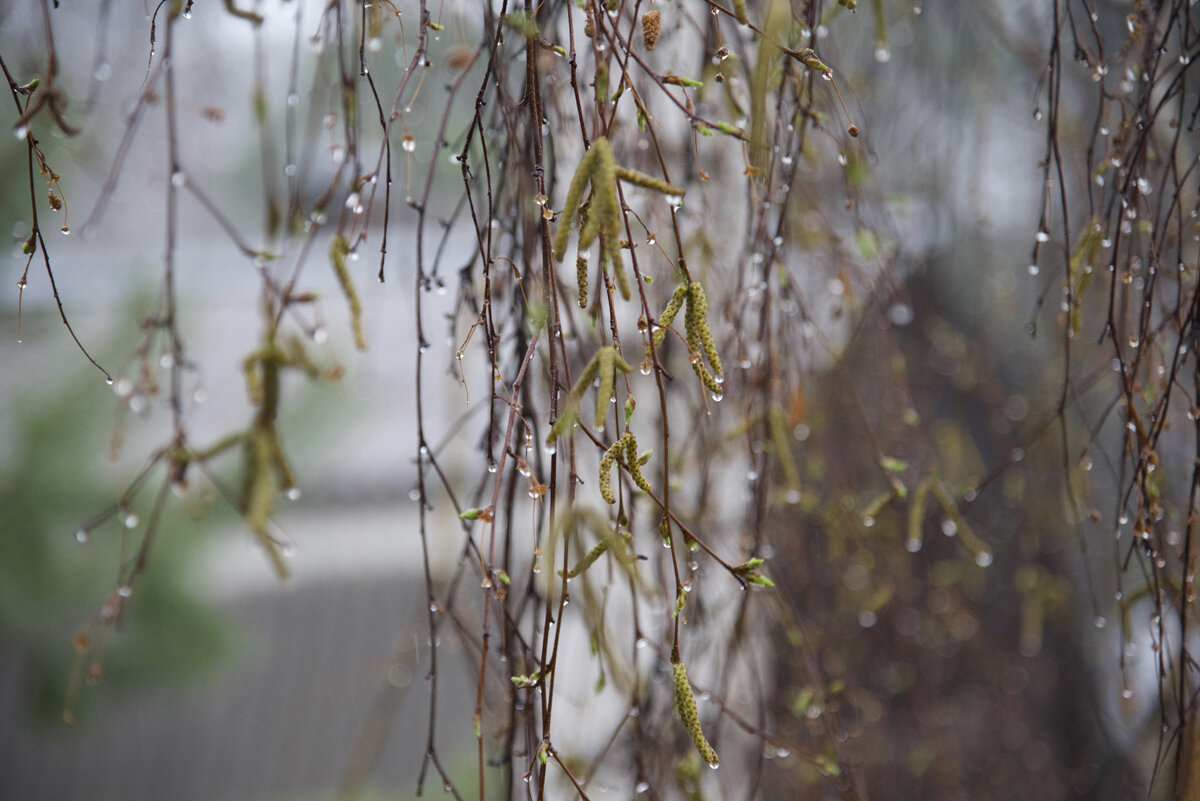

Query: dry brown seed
[642,11,661,50]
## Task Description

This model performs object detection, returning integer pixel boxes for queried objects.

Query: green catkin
[623,433,653,494]
[598,434,628,504]
[330,235,366,351]
[609,246,632,301]
[243,430,289,579]
[672,656,719,766]
[554,147,598,261]
[731,0,749,24]
[577,255,589,308]
[692,362,723,395]
[613,166,685,196]
[659,512,671,544]
[562,537,612,578]
[545,355,601,444]
[578,193,602,252]
[596,346,615,429]
[687,282,722,378]
[651,284,690,351]
[561,529,635,577]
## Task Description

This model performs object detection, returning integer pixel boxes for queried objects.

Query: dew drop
[286,487,302,501]
[75,529,89,543]
[123,513,139,529]
[170,170,187,187]
[1028,264,1040,276]
[402,135,417,153]
[975,551,993,567]
[873,47,890,63]
[1035,230,1050,243]
[13,125,28,140]
[1094,616,1107,629]
[905,538,922,553]
[117,584,133,598]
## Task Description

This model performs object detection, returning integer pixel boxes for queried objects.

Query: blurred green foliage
[0,348,226,726]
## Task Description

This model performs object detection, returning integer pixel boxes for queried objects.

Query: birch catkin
[672,656,719,765]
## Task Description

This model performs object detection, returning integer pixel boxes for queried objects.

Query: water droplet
[409,488,421,502]
[635,637,648,649]
[975,551,993,567]
[940,519,957,537]
[123,512,139,529]
[75,529,89,543]
[14,124,28,140]
[160,352,174,369]
[117,584,132,598]
[905,538,922,553]
[711,391,723,402]
[60,226,70,236]
[708,761,719,770]
[170,170,187,187]
[1094,616,1107,629]
[1121,688,1133,699]
[873,47,891,63]
[286,487,301,501]
[192,386,209,404]
[635,781,650,794]
[402,135,417,153]
[1035,230,1050,243]
[330,143,345,164]
[284,163,297,177]
[1136,177,1153,195]
[1028,264,1040,276]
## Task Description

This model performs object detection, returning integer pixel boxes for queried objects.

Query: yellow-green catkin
[242,430,289,579]
[561,529,635,577]
[687,282,722,379]
[330,234,366,351]
[731,0,748,24]
[546,355,601,444]
[599,434,627,504]
[596,346,616,429]
[563,537,613,578]
[672,656,719,766]
[554,147,598,261]
[577,255,589,308]
[607,247,632,301]
[614,165,684,196]
[623,433,653,494]
[650,284,689,351]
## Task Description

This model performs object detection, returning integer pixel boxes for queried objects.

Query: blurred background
[0,0,1191,799]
